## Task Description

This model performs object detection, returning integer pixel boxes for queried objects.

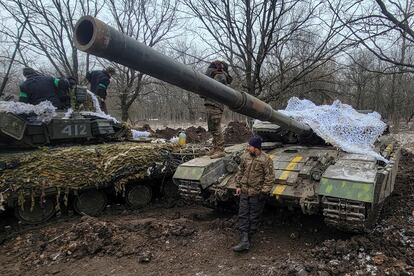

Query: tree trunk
[121,106,129,122]
[0,19,27,96]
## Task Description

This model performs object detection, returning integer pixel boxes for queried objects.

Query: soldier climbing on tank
[232,136,275,252]
[204,60,233,159]
[85,67,115,114]
[19,67,72,110]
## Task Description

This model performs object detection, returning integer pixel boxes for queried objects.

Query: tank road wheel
[162,181,179,199]
[15,197,56,225]
[73,190,107,216]
[125,185,152,209]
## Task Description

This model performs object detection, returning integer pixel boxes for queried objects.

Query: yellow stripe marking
[273,184,287,195]
[278,156,303,180]
[385,144,393,154]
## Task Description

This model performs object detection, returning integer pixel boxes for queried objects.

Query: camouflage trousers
[206,105,224,152]
[238,194,265,234]
[99,98,108,114]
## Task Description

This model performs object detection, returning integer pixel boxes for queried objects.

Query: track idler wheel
[73,190,107,216]
[15,197,56,225]
[125,184,152,209]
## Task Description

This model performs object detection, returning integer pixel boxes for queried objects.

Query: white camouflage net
[79,90,120,124]
[131,129,150,139]
[0,91,119,125]
[62,90,120,124]
[279,97,387,161]
[0,100,57,124]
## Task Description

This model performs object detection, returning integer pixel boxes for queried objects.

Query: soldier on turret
[19,67,72,110]
[85,67,115,114]
[204,60,233,159]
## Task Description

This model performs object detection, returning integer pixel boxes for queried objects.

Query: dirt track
[0,205,351,276]
[0,135,413,276]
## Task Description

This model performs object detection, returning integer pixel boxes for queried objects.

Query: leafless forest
[0,0,414,129]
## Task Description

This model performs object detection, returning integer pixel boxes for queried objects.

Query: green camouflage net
[0,142,178,209]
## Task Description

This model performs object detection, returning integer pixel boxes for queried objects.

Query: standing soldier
[232,136,275,252]
[204,60,233,159]
[85,67,115,114]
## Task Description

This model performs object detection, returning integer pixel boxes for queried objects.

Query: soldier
[19,67,71,110]
[232,136,275,252]
[204,60,233,159]
[85,67,115,114]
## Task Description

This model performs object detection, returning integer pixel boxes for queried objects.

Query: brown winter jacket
[235,151,275,196]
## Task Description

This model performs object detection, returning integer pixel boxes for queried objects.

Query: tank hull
[0,142,178,224]
[173,140,400,232]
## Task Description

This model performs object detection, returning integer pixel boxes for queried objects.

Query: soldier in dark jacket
[204,60,233,159]
[232,136,275,252]
[85,67,115,113]
[19,67,71,110]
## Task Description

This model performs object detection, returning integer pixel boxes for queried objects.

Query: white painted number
[79,124,87,135]
[61,125,87,136]
[61,125,72,136]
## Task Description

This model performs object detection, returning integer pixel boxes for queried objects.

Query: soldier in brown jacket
[232,136,275,252]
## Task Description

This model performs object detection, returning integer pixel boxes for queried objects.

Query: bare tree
[185,0,351,102]
[329,0,414,72]
[0,18,26,96]
[1,0,104,79]
[105,0,180,121]
[343,50,376,109]
[263,27,350,104]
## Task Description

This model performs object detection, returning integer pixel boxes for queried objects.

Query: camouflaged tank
[0,87,177,224]
[173,128,400,232]
[73,16,401,232]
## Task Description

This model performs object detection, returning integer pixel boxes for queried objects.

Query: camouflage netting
[279,97,387,161]
[0,100,57,123]
[0,142,177,209]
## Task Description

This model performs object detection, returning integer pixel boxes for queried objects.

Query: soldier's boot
[232,232,250,252]
[209,150,225,159]
[209,144,225,159]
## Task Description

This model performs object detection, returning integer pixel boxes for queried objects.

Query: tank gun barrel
[74,16,312,136]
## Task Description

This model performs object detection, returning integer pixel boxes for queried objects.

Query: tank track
[322,197,383,232]
[177,180,204,203]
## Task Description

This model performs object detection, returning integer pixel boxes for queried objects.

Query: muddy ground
[139,121,252,145]
[0,134,413,276]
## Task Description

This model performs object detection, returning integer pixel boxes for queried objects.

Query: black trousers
[238,194,265,234]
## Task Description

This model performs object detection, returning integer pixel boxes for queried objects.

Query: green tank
[0,86,177,224]
[173,133,400,232]
[72,16,401,232]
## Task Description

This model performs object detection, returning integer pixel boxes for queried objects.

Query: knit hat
[22,67,39,77]
[248,136,262,149]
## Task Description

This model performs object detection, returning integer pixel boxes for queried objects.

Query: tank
[73,16,401,232]
[0,86,177,224]
[0,86,130,148]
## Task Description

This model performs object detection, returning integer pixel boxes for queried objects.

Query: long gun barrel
[74,16,312,136]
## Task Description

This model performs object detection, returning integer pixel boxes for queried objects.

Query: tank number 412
[61,124,88,136]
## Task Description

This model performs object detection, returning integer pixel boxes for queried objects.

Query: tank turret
[0,86,130,148]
